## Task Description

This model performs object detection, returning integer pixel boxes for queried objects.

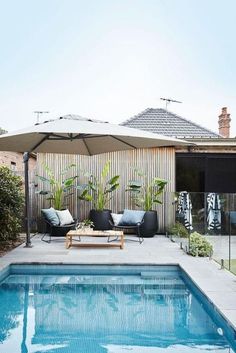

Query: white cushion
[111,213,123,226]
[56,209,74,226]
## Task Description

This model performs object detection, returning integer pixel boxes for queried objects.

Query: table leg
[66,233,71,249]
[70,234,72,248]
[120,232,124,249]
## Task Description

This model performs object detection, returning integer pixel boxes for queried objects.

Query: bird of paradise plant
[35,163,78,210]
[78,160,120,211]
[126,168,167,211]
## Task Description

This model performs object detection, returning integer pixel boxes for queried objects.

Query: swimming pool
[0,264,235,353]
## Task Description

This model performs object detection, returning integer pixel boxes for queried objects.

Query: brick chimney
[218,107,231,138]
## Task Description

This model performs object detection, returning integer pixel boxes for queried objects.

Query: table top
[67,229,123,236]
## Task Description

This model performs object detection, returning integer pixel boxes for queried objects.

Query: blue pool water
[0,265,235,353]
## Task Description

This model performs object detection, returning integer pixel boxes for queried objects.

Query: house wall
[0,151,36,171]
[36,147,176,231]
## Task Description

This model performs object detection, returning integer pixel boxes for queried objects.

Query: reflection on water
[0,273,234,353]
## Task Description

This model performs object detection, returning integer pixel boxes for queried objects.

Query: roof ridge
[165,108,220,137]
[121,108,153,125]
[121,107,219,137]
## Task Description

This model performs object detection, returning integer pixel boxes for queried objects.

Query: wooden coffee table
[66,229,124,249]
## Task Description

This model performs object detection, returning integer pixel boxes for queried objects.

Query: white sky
[0,0,235,136]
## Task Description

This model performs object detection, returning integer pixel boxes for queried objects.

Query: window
[176,153,236,193]
[10,161,16,171]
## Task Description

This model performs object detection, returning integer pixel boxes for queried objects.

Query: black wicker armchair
[109,215,144,244]
[41,212,78,243]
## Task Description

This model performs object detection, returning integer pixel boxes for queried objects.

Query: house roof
[121,108,220,139]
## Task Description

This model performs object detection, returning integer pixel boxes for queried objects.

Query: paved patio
[1,233,236,331]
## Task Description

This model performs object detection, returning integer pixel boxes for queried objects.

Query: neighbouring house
[0,127,37,230]
[0,128,36,172]
[122,107,236,193]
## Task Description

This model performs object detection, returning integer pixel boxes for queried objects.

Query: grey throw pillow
[41,207,60,226]
[119,209,145,226]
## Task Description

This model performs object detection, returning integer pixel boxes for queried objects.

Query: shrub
[168,222,189,238]
[0,166,24,241]
[189,232,213,257]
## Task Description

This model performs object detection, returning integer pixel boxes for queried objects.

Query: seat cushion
[119,209,145,226]
[111,213,123,226]
[41,207,60,226]
[230,211,236,224]
[55,209,74,226]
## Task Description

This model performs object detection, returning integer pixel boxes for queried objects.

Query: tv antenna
[160,98,182,110]
[34,111,49,124]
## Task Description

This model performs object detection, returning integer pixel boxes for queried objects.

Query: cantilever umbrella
[0,115,189,247]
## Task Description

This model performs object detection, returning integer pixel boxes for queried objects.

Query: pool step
[141,272,180,279]
[2,274,185,287]
[143,288,187,297]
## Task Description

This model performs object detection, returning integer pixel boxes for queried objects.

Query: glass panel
[165,191,236,275]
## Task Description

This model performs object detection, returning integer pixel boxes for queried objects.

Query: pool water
[0,265,235,353]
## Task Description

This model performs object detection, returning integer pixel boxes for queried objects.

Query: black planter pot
[89,209,112,230]
[140,210,158,238]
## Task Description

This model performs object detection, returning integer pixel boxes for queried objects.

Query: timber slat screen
[36,148,176,231]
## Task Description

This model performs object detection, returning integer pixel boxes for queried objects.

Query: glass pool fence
[165,192,236,276]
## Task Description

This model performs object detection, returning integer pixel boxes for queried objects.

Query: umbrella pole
[23,152,32,248]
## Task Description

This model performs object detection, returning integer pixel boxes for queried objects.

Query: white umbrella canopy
[0,115,190,247]
[0,115,188,154]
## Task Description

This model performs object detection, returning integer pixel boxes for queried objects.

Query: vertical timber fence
[35,147,176,232]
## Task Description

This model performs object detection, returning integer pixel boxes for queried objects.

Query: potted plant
[78,219,94,231]
[126,168,167,237]
[78,160,120,230]
[35,164,78,210]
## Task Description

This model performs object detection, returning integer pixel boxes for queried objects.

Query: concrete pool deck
[1,233,236,331]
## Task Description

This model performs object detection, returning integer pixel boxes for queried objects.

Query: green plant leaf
[153,199,162,204]
[101,160,110,179]
[88,180,96,191]
[63,176,78,187]
[64,193,74,198]
[128,180,142,186]
[61,163,76,175]
[36,175,51,183]
[76,184,88,190]
[127,184,141,190]
[79,189,93,201]
[106,183,119,193]
[125,188,140,193]
[36,190,50,195]
[108,175,120,185]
